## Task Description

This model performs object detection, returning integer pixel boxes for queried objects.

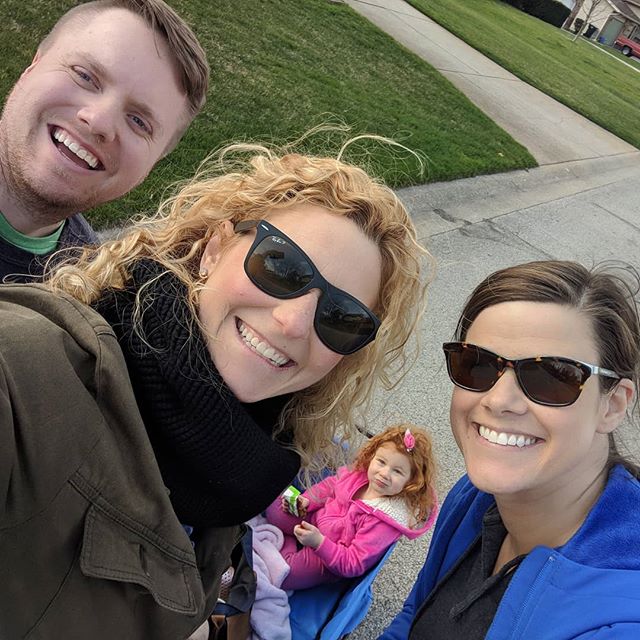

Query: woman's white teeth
[53,128,99,168]
[479,425,536,448]
[238,322,290,366]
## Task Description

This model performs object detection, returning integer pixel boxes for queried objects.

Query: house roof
[608,0,640,23]
[628,2,640,18]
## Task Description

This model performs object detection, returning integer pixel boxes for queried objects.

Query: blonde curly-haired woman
[0,143,430,640]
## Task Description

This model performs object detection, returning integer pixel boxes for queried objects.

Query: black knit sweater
[94,260,301,527]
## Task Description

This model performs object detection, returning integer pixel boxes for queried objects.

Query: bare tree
[563,0,609,41]
[573,0,608,40]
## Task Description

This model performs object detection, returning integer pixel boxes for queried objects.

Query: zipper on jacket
[507,554,556,640]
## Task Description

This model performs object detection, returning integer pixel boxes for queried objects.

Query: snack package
[282,485,302,516]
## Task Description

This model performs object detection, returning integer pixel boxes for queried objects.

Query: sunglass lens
[446,344,500,391]
[247,235,313,295]
[316,295,376,354]
[518,359,584,406]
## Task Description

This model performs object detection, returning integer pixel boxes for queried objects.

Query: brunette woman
[382,261,640,640]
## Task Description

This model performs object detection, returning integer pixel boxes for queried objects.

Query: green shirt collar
[0,211,65,255]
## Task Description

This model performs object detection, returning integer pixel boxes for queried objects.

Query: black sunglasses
[234,219,381,355]
[442,342,620,407]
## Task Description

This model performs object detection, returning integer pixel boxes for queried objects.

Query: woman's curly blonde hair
[353,424,436,524]
[47,140,432,475]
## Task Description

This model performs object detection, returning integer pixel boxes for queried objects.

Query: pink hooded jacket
[265,467,438,590]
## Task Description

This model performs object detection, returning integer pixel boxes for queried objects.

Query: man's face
[0,8,188,215]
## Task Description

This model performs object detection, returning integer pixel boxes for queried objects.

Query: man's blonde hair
[48,140,432,475]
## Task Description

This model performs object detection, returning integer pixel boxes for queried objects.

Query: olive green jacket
[0,285,240,639]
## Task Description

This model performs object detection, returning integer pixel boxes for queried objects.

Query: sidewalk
[344,0,637,164]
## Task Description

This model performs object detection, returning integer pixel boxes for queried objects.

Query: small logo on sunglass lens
[270,236,286,245]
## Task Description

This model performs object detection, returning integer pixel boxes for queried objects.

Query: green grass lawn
[0,0,534,228]
[408,0,640,152]
[592,41,640,68]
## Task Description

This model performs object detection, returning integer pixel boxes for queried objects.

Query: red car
[614,34,640,57]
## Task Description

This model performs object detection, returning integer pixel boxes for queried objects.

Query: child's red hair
[353,424,436,524]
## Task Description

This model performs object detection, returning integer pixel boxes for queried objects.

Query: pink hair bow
[404,428,415,453]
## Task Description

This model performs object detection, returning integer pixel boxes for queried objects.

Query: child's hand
[280,495,309,517]
[293,521,324,549]
[297,496,309,518]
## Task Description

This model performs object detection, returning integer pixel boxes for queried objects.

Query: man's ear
[22,49,42,78]
[597,378,635,435]
[199,220,234,275]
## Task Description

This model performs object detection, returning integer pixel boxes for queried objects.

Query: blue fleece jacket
[380,465,640,639]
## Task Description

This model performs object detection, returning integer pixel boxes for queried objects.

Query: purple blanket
[247,515,292,640]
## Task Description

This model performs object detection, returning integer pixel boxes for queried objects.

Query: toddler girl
[265,424,438,590]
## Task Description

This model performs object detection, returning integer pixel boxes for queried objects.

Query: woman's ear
[597,378,635,434]
[199,220,234,276]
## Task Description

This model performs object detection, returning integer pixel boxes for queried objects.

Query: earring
[199,268,208,279]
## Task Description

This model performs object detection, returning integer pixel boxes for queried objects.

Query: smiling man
[0,0,209,281]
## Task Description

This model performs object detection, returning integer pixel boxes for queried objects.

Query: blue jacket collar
[559,465,640,569]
